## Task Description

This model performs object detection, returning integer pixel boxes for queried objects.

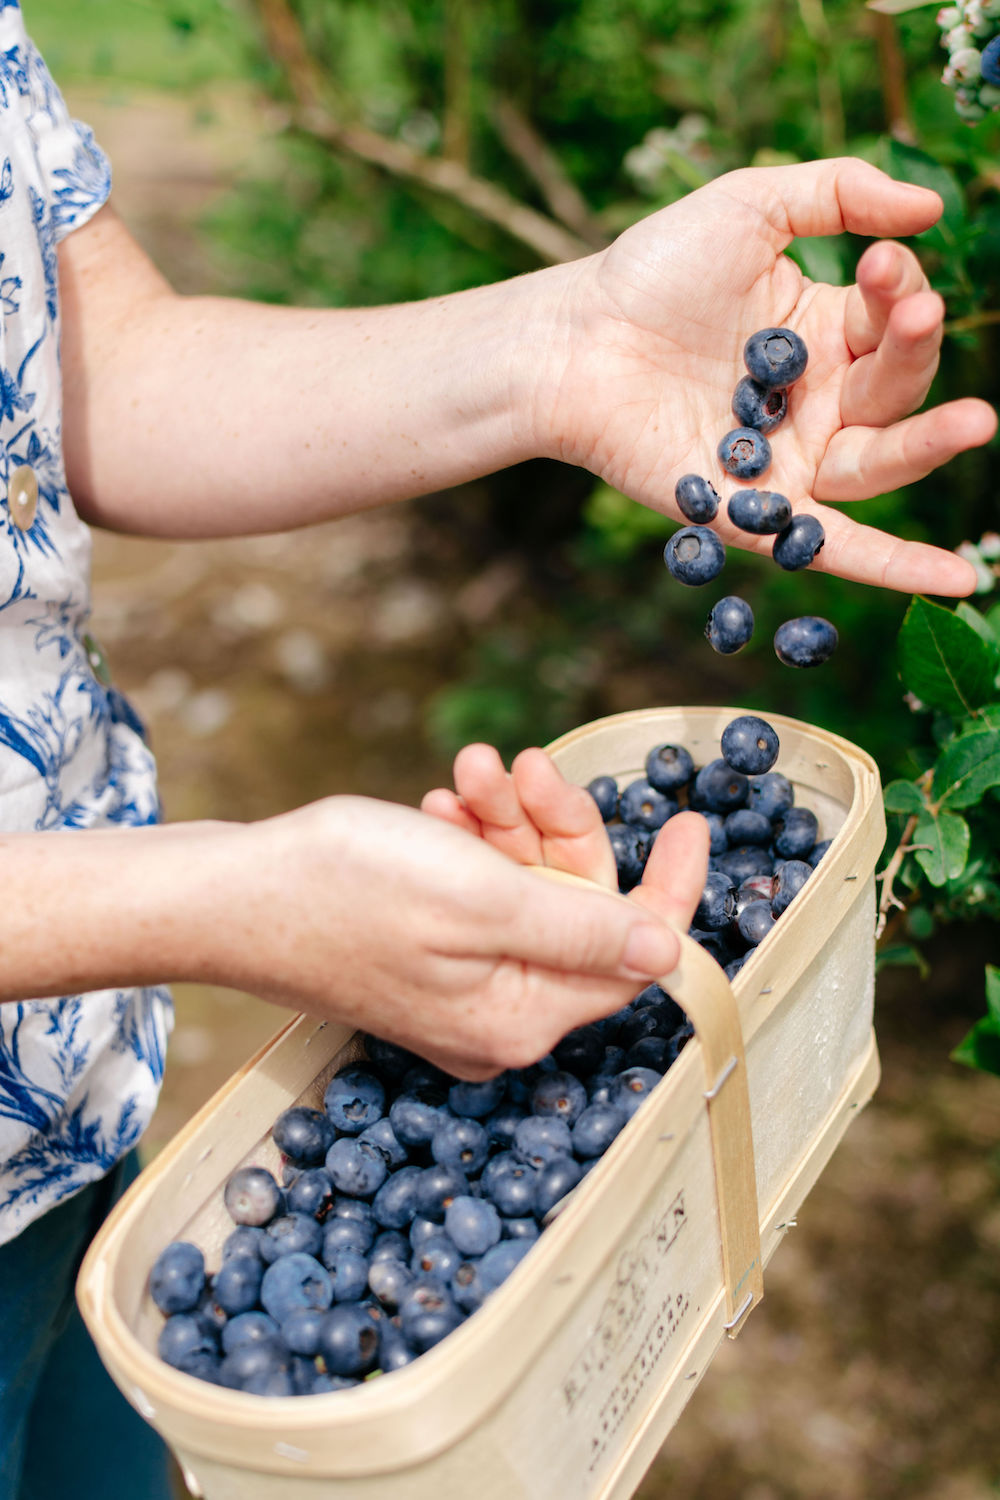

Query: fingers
[816,397,998,501]
[792,497,979,595]
[419,786,481,837]
[844,240,932,357]
[511,748,619,889]
[719,158,942,246]
[629,811,710,932]
[452,742,543,865]
[499,867,679,984]
[840,289,943,429]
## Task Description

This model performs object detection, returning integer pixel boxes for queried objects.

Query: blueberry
[695,870,737,930]
[501,1216,540,1243]
[358,1117,409,1169]
[512,1115,574,1168]
[772,807,819,860]
[615,1007,662,1050]
[219,1342,292,1395]
[377,1318,417,1372]
[371,1229,411,1262]
[221,1311,282,1356]
[981,33,1000,85]
[367,1256,416,1311]
[571,1101,627,1159]
[534,1154,583,1218]
[727,488,791,535]
[736,900,776,947]
[772,513,825,571]
[318,1304,380,1377]
[277,1307,324,1357]
[747,771,794,822]
[689,927,732,965]
[610,1067,662,1120]
[808,838,832,869]
[624,1036,672,1072]
[431,1116,489,1176]
[743,326,808,388]
[260,1213,324,1265]
[476,1238,533,1294]
[717,428,771,481]
[735,874,773,914]
[714,845,773,884]
[408,1215,440,1252]
[705,595,754,655]
[398,1281,463,1353]
[674,473,720,524]
[724,808,772,847]
[272,1106,336,1167]
[260,1252,333,1321]
[444,1196,502,1257]
[361,1034,418,1082]
[223,1166,284,1227]
[697,810,729,855]
[774,616,838,668]
[586,774,619,822]
[771,859,812,916]
[607,823,648,892]
[323,1066,386,1135]
[321,1215,374,1263]
[158,1313,218,1373]
[481,1153,538,1217]
[326,1247,371,1303]
[692,758,749,813]
[388,1086,448,1148]
[414,1163,470,1222]
[721,714,780,775]
[551,1025,605,1077]
[448,1075,507,1118]
[725,954,751,981]
[731,376,788,434]
[619,778,677,832]
[221,1225,266,1263]
[664,525,726,586]
[285,1167,334,1219]
[644,742,694,794]
[212,1255,264,1317]
[193,1288,229,1341]
[531,1070,588,1126]
[330,1196,377,1232]
[325,1137,388,1199]
[149,1241,205,1316]
[483,1102,527,1151]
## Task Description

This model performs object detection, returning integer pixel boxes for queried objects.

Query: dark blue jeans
[0,1152,175,1500]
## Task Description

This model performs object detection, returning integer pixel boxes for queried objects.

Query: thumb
[498,866,679,983]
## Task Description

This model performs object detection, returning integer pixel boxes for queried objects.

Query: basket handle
[533,866,764,1338]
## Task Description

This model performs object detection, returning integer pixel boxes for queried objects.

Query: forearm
[59,206,572,538]
[0,821,246,1001]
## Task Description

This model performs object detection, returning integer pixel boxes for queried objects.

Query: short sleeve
[21,31,112,241]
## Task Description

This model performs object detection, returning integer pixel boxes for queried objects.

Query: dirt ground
[69,82,1000,1500]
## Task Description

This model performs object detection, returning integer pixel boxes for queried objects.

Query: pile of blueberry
[588,712,828,976]
[665,327,838,670]
[148,713,825,1398]
[149,1013,693,1397]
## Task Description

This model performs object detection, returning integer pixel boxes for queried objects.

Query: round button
[8,465,38,531]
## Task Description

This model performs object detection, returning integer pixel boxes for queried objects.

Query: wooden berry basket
[77,706,884,1500]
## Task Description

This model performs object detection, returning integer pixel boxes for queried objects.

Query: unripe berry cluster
[937,3,1000,119]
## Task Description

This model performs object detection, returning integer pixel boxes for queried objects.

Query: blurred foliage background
[25,3,1000,1494]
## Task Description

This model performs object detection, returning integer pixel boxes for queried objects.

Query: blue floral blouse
[0,2,171,1244]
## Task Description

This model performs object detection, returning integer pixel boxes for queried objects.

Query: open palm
[547,158,996,594]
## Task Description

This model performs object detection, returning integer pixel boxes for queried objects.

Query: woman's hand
[535,157,997,594]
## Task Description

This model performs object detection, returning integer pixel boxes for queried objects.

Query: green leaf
[786,235,848,286]
[866,0,940,11]
[884,778,926,814]
[880,142,965,236]
[955,600,1000,650]
[912,808,971,885]
[876,943,930,978]
[986,965,1000,1028]
[898,596,999,719]
[951,1015,1000,1078]
[931,726,1000,809]
[905,905,935,941]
